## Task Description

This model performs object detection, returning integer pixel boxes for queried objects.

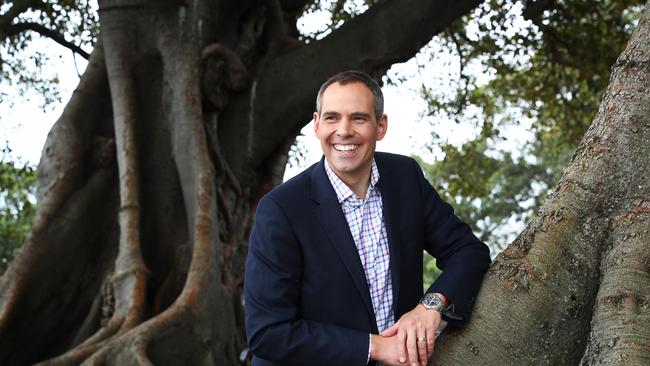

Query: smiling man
[244,71,491,366]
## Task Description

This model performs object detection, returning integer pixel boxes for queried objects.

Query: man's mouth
[333,144,359,152]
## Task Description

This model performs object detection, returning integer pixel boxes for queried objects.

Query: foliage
[422,252,441,291]
[0,0,96,272]
[414,133,549,254]
[0,147,37,274]
[416,0,644,253]
[0,0,98,109]
[298,0,379,40]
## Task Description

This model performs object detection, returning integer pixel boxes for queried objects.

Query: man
[244,70,491,365]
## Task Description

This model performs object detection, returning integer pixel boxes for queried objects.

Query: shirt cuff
[367,333,372,364]
[443,303,463,321]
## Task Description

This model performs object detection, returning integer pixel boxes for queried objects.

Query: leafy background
[0,0,645,280]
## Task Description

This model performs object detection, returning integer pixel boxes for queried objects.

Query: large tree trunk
[0,0,484,364]
[432,3,650,365]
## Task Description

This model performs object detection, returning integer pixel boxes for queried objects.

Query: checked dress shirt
[324,159,393,363]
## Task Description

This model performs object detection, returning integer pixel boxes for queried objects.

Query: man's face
[314,81,387,184]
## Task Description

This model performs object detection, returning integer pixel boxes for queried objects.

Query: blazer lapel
[310,159,377,330]
[376,156,402,315]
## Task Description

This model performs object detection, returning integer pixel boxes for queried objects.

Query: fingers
[416,319,429,366]
[425,314,438,358]
[391,306,440,365]
[396,327,407,364]
[406,327,418,366]
[425,326,435,359]
[417,333,427,366]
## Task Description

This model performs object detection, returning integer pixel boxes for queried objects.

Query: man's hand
[370,334,415,366]
[380,294,447,366]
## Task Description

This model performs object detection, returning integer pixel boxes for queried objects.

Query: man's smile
[333,144,360,152]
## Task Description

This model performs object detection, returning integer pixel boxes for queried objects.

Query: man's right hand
[370,334,415,366]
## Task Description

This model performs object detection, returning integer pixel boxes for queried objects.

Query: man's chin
[331,164,352,173]
[330,162,364,177]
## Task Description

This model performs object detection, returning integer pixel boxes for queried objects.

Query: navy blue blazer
[244,152,491,365]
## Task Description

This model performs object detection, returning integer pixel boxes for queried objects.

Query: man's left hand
[381,295,446,366]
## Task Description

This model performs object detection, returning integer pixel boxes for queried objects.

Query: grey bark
[432,2,650,365]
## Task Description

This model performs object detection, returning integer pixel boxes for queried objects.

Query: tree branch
[279,0,310,37]
[279,0,310,12]
[522,0,555,22]
[7,22,90,59]
[0,0,40,41]
[243,0,484,169]
[449,29,471,118]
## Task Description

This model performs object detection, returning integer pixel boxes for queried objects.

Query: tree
[1,0,648,364]
[0,0,486,364]
[433,2,650,363]
[417,0,646,252]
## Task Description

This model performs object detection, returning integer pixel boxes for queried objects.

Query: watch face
[429,294,441,306]
[423,294,443,310]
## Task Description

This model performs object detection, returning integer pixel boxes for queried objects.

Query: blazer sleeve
[244,195,369,365]
[412,159,491,327]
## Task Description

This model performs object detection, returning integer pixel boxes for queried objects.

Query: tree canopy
[416,0,645,252]
[0,0,96,108]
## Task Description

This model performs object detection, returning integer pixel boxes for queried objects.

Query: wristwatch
[420,293,446,313]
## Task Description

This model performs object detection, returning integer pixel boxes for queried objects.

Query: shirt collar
[324,158,380,203]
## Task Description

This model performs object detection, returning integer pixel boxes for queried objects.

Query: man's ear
[377,114,388,141]
[313,112,320,133]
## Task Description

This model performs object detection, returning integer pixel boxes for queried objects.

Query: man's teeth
[334,144,359,151]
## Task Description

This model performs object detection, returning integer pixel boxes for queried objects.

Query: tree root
[39,5,224,363]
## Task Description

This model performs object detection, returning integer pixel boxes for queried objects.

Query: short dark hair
[315,70,384,120]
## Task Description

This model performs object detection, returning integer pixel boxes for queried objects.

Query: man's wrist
[369,334,389,363]
[368,334,378,361]
[369,334,380,361]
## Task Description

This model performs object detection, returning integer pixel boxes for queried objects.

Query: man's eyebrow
[350,112,371,118]
[321,111,340,117]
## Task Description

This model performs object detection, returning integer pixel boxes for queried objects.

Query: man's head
[313,70,388,186]
[315,70,384,120]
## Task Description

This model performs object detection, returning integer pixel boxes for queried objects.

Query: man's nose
[336,118,353,136]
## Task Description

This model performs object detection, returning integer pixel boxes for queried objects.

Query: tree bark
[432,2,650,364]
[0,0,485,364]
